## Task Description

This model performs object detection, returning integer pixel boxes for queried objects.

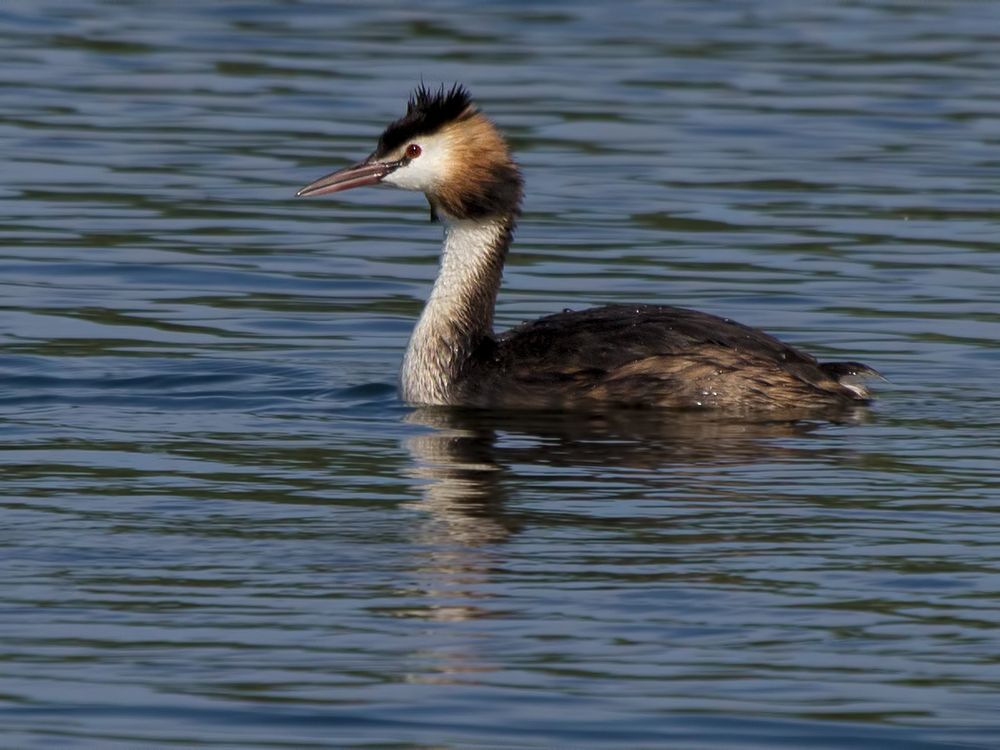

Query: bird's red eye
[406,143,422,158]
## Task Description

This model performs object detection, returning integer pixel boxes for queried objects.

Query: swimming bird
[298,84,878,412]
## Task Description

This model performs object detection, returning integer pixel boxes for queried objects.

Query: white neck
[400,217,510,405]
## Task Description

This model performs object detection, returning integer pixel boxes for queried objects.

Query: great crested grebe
[298,84,878,412]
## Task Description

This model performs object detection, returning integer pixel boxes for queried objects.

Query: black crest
[374,83,475,157]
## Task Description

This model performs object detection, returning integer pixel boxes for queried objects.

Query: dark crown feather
[374,83,475,157]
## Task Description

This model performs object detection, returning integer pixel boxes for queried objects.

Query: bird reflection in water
[389,406,869,685]
[401,407,868,582]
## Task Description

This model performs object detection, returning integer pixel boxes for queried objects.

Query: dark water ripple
[2,1,1000,748]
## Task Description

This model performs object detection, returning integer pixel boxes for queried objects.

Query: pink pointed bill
[296,161,395,197]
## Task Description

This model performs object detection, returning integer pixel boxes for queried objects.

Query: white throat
[400,218,508,405]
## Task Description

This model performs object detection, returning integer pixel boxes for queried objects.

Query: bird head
[297,84,522,222]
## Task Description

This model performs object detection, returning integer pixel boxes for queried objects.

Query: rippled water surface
[3,1,1000,747]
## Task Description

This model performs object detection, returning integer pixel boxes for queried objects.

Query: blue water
[2,1,999,747]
